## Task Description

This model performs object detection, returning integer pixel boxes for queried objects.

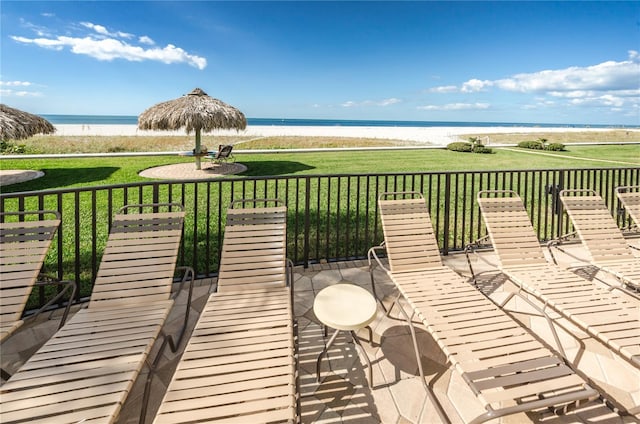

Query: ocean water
[41,114,634,129]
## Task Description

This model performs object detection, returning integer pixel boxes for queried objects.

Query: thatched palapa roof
[0,104,56,141]
[137,88,247,133]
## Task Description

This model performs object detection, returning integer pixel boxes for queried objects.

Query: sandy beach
[52,124,637,146]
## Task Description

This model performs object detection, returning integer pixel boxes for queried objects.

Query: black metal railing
[1,167,638,307]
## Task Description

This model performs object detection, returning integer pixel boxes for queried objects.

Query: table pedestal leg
[350,330,373,388]
[316,329,340,383]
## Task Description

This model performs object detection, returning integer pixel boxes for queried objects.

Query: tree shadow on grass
[237,160,315,176]
[1,167,119,193]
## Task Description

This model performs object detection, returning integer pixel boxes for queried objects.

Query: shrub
[517,140,565,151]
[517,140,545,150]
[447,141,493,154]
[472,144,493,154]
[0,140,27,154]
[546,143,566,151]
[447,142,473,152]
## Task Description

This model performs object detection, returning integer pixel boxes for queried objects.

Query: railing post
[442,173,451,255]
[303,176,311,268]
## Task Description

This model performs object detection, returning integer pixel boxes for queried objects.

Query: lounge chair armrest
[464,236,502,284]
[367,243,389,273]
[546,232,588,266]
[32,276,77,329]
[172,266,195,300]
[286,259,294,288]
[166,266,195,350]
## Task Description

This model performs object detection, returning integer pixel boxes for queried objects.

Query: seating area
[369,192,599,423]
[557,188,640,291]
[1,192,639,423]
[471,190,639,369]
[208,144,234,165]
[0,203,193,423]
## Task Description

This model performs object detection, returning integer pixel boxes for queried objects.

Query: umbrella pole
[195,128,202,170]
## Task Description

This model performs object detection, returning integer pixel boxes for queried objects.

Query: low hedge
[447,142,473,152]
[447,141,493,154]
[517,139,566,151]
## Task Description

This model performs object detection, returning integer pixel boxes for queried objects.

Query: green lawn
[1,145,638,193]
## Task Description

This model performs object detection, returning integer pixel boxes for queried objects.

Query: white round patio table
[313,283,377,387]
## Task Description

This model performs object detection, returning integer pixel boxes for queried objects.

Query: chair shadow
[237,160,315,176]
[1,167,119,192]
[379,325,449,384]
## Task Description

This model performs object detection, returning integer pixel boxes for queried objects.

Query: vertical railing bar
[355,175,361,257]
[460,173,467,249]
[293,178,300,265]
[205,181,212,277]
[178,184,186,266]
[91,191,98,286]
[325,177,332,262]
[303,177,311,268]
[191,183,199,275]
[452,173,459,251]
[442,173,451,255]
[74,191,81,289]
[435,173,442,249]
[56,193,64,282]
[335,177,342,261]
[217,181,224,273]
[364,175,371,255]
[345,176,351,260]
[315,177,321,262]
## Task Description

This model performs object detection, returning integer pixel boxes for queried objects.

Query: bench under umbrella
[0,104,56,141]
[138,88,246,170]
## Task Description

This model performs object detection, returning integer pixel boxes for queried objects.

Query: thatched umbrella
[0,104,56,141]
[138,88,247,170]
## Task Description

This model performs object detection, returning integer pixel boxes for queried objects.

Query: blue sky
[1,1,639,125]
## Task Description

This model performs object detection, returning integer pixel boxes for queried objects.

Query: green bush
[0,140,27,154]
[447,141,493,154]
[517,140,565,151]
[447,142,473,152]
[546,143,566,151]
[472,144,493,154]
[517,140,545,150]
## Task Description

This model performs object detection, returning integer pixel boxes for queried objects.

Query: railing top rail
[1,166,637,199]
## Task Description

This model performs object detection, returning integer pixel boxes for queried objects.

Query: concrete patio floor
[1,244,639,423]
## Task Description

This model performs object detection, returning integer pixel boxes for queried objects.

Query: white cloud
[429,85,457,93]
[12,21,206,70]
[0,81,32,87]
[80,22,133,39]
[139,36,155,45]
[461,79,493,93]
[0,88,42,97]
[418,103,490,111]
[428,51,639,113]
[341,98,401,107]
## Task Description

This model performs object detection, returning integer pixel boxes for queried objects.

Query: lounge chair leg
[395,301,451,424]
[365,325,373,343]
[386,292,402,318]
[370,269,387,313]
[316,329,340,383]
[507,292,568,359]
[396,302,425,381]
[350,330,373,388]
